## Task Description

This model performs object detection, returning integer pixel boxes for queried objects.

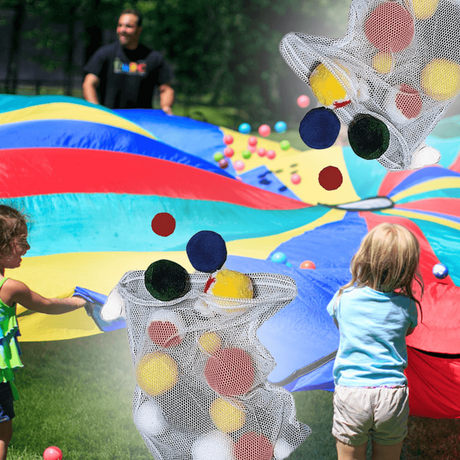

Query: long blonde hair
[337,223,424,309]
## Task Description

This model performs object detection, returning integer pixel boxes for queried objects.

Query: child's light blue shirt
[327,286,418,387]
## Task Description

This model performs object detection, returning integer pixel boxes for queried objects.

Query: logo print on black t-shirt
[113,57,147,75]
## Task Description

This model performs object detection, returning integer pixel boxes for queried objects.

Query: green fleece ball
[348,115,390,160]
[144,260,190,301]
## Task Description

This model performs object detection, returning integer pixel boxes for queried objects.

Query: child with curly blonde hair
[327,223,423,460]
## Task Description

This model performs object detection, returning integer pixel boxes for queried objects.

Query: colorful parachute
[1,95,459,419]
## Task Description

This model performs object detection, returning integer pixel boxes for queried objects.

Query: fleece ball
[209,269,253,299]
[187,231,227,273]
[204,348,255,396]
[348,115,390,160]
[299,107,341,149]
[136,352,179,396]
[144,260,189,301]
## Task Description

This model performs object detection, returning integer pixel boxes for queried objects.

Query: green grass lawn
[8,330,460,460]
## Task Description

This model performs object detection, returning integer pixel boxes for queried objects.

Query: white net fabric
[280,0,460,170]
[110,270,310,460]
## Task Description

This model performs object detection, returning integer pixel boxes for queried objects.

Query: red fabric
[378,170,413,196]
[406,283,460,354]
[450,154,460,173]
[0,147,310,211]
[394,198,460,218]
[406,347,460,418]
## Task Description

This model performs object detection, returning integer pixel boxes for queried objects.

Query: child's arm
[2,279,86,314]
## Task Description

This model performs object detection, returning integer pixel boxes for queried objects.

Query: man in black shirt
[83,9,174,112]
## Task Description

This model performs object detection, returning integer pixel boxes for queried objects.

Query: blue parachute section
[115,109,235,174]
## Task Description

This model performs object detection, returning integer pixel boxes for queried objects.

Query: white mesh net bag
[104,269,310,460]
[280,0,460,171]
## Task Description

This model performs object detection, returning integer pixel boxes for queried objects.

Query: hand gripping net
[109,270,310,460]
[280,0,460,170]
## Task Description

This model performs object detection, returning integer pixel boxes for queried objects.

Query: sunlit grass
[9,330,460,460]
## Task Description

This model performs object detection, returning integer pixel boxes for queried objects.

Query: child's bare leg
[0,420,12,460]
[372,441,403,460]
[336,439,367,460]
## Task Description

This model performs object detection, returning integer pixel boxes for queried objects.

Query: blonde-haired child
[327,223,423,460]
[0,205,86,459]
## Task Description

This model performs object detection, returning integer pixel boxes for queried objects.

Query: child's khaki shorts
[332,385,409,446]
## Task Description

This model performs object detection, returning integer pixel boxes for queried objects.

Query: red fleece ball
[234,432,274,460]
[148,321,182,348]
[204,348,254,396]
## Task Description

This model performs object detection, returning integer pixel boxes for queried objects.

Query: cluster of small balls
[237,122,289,136]
[223,118,343,189]
[218,129,290,173]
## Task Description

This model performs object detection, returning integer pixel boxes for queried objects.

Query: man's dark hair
[119,9,142,27]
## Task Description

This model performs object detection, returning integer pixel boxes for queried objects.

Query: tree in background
[22,0,126,96]
[3,0,32,94]
[135,0,350,125]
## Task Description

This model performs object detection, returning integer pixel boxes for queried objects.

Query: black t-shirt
[83,42,174,109]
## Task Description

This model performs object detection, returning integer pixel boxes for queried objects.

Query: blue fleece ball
[186,231,227,273]
[299,107,341,149]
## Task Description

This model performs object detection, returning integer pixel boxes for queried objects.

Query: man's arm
[159,83,174,114]
[82,73,101,104]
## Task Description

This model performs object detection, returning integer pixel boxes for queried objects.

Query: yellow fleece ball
[421,59,460,101]
[309,63,348,107]
[372,52,393,74]
[136,352,178,396]
[210,398,246,433]
[210,269,253,299]
[412,0,438,19]
[198,332,222,355]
